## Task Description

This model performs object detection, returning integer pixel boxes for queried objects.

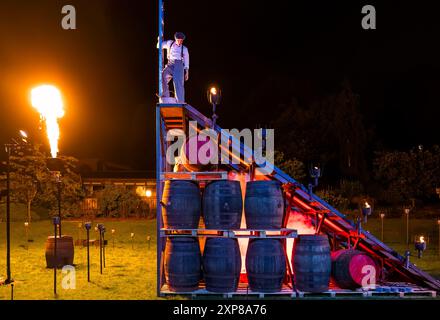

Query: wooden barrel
[203,238,241,292]
[331,249,379,289]
[244,181,285,229]
[292,235,331,293]
[45,235,74,268]
[164,237,201,292]
[180,135,218,172]
[203,180,243,229]
[162,180,201,229]
[246,239,286,292]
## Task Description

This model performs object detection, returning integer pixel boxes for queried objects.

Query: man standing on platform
[160,32,190,103]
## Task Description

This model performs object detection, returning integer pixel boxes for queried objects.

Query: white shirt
[162,40,190,70]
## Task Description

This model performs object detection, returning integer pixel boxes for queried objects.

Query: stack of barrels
[162,179,379,293]
[244,181,286,293]
[162,180,202,292]
[162,179,288,293]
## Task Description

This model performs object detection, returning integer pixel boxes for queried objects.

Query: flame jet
[31,85,65,158]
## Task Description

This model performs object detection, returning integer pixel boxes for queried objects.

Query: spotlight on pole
[19,130,28,143]
[404,250,411,269]
[24,222,29,249]
[97,224,105,274]
[415,236,427,258]
[207,86,221,128]
[307,164,322,199]
[207,86,221,105]
[362,201,372,223]
[97,224,106,270]
[111,229,116,248]
[131,233,135,249]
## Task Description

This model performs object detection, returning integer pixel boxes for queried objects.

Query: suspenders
[168,41,184,64]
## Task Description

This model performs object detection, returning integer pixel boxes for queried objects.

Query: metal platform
[160,228,298,239]
[160,282,437,299]
[160,171,228,181]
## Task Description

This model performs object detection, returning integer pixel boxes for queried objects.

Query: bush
[316,188,350,212]
[274,151,306,181]
[95,186,145,218]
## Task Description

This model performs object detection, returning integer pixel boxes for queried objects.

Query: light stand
[98,224,106,269]
[207,87,221,129]
[3,132,27,285]
[380,213,385,242]
[438,219,440,258]
[404,250,411,269]
[361,201,372,223]
[308,165,322,200]
[97,224,104,274]
[52,216,60,296]
[4,143,12,285]
[85,222,91,282]
[404,207,411,247]
[24,222,29,250]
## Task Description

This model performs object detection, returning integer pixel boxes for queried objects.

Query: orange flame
[419,236,425,243]
[31,85,65,158]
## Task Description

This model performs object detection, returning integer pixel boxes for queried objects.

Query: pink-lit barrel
[180,135,218,172]
[331,249,379,289]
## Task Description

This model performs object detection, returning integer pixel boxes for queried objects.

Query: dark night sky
[1,1,440,170]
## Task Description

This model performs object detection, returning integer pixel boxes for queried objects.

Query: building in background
[78,159,156,218]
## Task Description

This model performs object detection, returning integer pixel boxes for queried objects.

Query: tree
[1,143,48,223]
[374,145,440,203]
[1,143,84,220]
[271,80,369,183]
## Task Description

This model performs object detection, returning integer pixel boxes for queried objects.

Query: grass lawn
[0,217,438,300]
[362,217,440,279]
[0,219,157,300]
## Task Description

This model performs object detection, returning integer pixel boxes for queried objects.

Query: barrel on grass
[203,180,243,229]
[331,249,379,289]
[161,180,201,229]
[203,238,241,292]
[244,181,285,229]
[246,239,286,292]
[292,234,331,293]
[180,135,218,172]
[45,235,74,268]
[164,237,201,292]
